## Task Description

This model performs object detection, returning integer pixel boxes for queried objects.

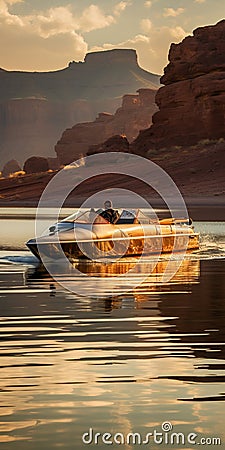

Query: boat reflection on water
[27,257,200,300]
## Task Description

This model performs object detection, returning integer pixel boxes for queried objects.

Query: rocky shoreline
[0,167,224,221]
[0,197,224,222]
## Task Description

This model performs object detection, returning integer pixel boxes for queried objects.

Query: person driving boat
[99,200,120,224]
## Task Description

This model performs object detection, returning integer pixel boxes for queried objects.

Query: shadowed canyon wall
[0,49,160,167]
[55,89,157,165]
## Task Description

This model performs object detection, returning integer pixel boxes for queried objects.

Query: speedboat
[26,209,199,263]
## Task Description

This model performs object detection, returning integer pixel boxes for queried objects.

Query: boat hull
[27,231,199,263]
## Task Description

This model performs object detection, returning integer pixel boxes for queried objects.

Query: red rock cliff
[133,20,225,154]
[55,89,157,165]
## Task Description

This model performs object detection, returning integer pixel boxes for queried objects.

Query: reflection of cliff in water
[26,258,225,366]
[6,257,225,371]
[158,259,225,365]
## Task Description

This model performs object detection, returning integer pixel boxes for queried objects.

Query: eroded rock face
[47,157,60,171]
[55,88,157,165]
[0,49,160,166]
[87,135,130,156]
[23,156,49,174]
[2,159,21,177]
[162,20,225,85]
[132,20,225,154]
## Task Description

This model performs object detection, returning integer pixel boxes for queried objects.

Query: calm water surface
[0,209,225,449]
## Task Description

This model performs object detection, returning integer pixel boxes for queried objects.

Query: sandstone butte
[55,89,157,165]
[0,49,160,167]
[132,19,225,154]
[1,21,225,208]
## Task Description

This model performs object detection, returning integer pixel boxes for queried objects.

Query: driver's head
[104,200,112,210]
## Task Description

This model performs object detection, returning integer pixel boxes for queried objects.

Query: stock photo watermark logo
[35,152,189,297]
[82,422,222,446]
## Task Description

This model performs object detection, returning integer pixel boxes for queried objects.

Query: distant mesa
[69,49,139,68]
[0,49,158,103]
[132,19,225,154]
[0,49,160,167]
[84,48,138,66]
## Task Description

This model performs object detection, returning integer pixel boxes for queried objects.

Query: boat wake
[0,238,225,268]
[194,223,225,260]
[0,254,39,266]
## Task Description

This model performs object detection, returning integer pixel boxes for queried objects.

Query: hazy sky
[0,0,224,74]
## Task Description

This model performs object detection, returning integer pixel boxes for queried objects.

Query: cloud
[140,18,152,33]
[0,0,22,4]
[0,2,124,38]
[0,1,125,70]
[163,7,185,17]
[0,0,24,25]
[23,4,115,36]
[0,2,88,70]
[0,25,88,71]
[144,1,152,7]
[114,1,131,16]
[0,3,83,38]
[78,4,115,32]
[0,0,22,16]
[90,25,188,75]
[30,7,78,38]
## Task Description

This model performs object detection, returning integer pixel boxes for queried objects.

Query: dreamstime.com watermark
[82,422,222,446]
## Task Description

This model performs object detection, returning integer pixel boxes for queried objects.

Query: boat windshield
[62,210,92,223]
[62,209,152,224]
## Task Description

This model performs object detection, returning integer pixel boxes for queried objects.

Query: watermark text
[82,422,221,446]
